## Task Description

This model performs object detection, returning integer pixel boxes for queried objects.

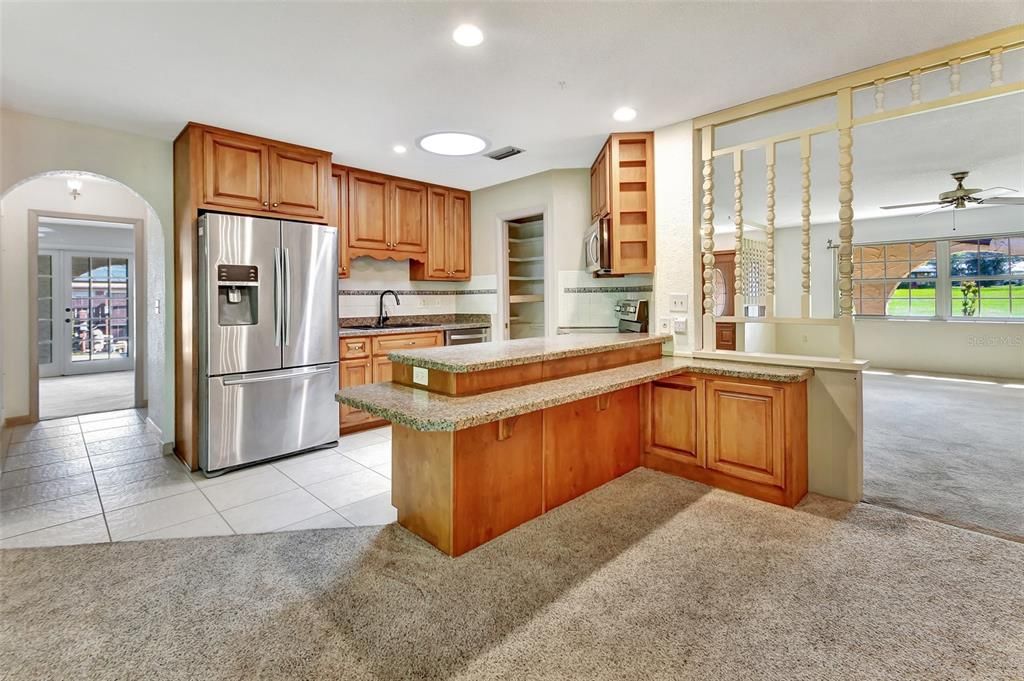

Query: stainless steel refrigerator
[198,213,339,474]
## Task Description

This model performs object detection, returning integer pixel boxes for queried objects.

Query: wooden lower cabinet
[705,379,785,488]
[339,331,442,434]
[544,386,641,510]
[339,357,374,428]
[643,375,704,467]
[391,388,642,557]
[643,374,807,507]
[372,356,393,383]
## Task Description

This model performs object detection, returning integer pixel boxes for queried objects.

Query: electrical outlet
[658,316,672,334]
[670,293,688,312]
[673,316,688,334]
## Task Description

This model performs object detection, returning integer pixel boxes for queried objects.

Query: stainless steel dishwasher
[444,327,490,345]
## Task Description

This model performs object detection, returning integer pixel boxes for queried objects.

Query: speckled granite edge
[388,333,671,372]
[336,356,812,432]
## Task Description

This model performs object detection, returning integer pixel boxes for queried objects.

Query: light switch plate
[670,293,688,312]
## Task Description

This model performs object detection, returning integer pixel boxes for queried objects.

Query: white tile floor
[0,408,396,549]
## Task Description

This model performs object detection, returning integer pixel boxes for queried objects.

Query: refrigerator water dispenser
[217,264,258,326]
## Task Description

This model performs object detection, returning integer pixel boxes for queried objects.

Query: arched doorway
[0,171,169,434]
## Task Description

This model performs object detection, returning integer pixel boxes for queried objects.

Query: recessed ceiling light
[452,24,484,47]
[418,132,487,156]
[393,144,407,154]
[613,106,637,122]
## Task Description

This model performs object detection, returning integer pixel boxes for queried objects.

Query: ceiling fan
[881,171,1024,213]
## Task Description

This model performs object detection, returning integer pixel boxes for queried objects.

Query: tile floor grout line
[0,475,100,513]
[0,462,93,491]
[0,511,107,543]
[122,510,229,542]
[103,488,209,541]
[80,415,114,544]
[194,481,244,535]
[209,486,319,534]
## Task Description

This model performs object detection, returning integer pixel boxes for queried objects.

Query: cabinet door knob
[272,202,279,207]
[262,201,269,207]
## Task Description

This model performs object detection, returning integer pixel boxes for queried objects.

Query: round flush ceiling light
[452,24,484,47]
[613,106,638,122]
[393,144,407,154]
[418,132,487,156]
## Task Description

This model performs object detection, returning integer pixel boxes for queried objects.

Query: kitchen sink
[344,322,439,330]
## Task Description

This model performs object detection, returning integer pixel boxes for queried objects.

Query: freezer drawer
[202,364,339,472]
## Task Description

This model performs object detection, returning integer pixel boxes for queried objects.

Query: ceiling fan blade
[916,204,951,217]
[974,186,1019,198]
[980,196,1024,205]
[881,201,944,210]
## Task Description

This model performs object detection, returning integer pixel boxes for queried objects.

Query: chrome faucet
[378,290,400,327]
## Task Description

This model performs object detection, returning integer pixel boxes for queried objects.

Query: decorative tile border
[339,289,497,296]
[563,285,653,294]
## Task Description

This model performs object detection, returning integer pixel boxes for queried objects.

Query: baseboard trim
[3,415,34,428]
[145,416,175,456]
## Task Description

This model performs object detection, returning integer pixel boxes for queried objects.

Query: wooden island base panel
[336,334,813,557]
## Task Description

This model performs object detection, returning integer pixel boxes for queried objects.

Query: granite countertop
[338,315,490,338]
[387,333,671,372]
[336,356,813,432]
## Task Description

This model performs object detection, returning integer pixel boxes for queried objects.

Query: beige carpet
[863,372,1024,540]
[1,469,1022,681]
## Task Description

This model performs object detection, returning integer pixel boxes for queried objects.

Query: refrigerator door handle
[222,366,334,386]
[283,247,292,346]
[274,246,283,347]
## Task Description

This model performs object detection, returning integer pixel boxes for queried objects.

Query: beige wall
[0,109,174,437]
[652,120,696,351]
[470,169,556,276]
[1,176,149,416]
[470,168,598,274]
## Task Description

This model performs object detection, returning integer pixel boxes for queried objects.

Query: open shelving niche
[506,216,545,339]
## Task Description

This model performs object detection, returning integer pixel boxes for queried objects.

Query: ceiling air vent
[485,146,525,161]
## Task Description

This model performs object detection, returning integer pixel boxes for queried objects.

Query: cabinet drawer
[340,336,370,359]
[372,331,442,355]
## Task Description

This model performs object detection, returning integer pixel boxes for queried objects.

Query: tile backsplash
[337,258,652,331]
[557,270,653,328]
[338,259,497,319]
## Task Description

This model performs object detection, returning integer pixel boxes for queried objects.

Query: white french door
[38,250,134,377]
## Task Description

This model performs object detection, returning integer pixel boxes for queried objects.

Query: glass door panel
[63,252,132,374]
[37,253,59,377]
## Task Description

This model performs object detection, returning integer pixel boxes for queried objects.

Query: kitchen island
[337,334,812,556]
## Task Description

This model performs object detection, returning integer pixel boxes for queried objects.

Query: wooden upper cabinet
[268,145,328,218]
[589,143,610,221]
[705,379,785,488]
[448,190,471,279]
[347,170,390,251]
[411,187,471,280]
[589,132,654,275]
[202,130,267,211]
[329,166,349,278]
[390,179,427,254]
[195,124,329,221]
[424,187,450,278]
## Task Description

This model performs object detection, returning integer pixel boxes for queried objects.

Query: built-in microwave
[585,217,612,274]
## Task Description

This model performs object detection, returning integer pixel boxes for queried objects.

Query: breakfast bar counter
[337,334,812,556]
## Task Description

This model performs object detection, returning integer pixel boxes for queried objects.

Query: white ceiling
[1,2,1021,190]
